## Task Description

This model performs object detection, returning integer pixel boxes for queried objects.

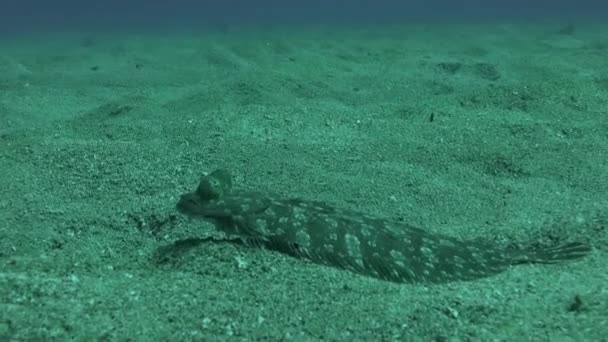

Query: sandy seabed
[1,21,607,340]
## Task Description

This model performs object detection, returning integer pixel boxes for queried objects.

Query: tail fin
[513,242,592,265]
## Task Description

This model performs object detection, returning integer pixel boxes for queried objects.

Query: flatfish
[176,169,591,283]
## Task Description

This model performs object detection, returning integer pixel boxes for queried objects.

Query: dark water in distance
[1,0,607,33]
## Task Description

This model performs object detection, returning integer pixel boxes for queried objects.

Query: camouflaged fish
[176,169,591,284]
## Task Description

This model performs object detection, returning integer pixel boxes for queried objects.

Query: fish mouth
[176,193,206,218]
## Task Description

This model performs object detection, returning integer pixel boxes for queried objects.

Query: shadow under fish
[175,169,591,284]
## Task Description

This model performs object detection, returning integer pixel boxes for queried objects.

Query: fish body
[176,169,591,283]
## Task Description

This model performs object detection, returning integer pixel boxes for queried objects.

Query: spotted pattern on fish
[176,169,591,284]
